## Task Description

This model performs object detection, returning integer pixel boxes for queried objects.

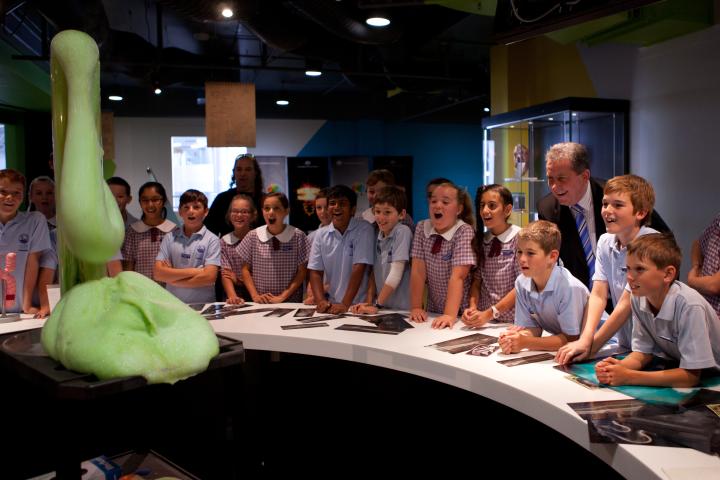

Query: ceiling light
[221,8,233,18]
[108,95,123,101]
[483,107,490,112]
[548,117,554,121]
[366,16,390,27]
[154,88,162,95]
[276,99,289,106]
[305,69,322,77]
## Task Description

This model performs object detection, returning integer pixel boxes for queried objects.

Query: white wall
[113,117,325,217]
[581,26,720,275]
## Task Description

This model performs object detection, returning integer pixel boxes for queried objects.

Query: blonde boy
[557,175,658,364]
[596,234,720,387]
[154,189,220,303]
[499,220,589,354]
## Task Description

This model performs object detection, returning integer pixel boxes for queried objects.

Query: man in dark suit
[537,142,669,287]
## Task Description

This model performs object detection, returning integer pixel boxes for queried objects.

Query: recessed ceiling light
[548,117,554,121]
[221,8,233,18]
[108,95,123,101]
[366,17,390,27]
[305,70,322,77]
[483,107,490,112]
[154,88,162,95]
[572,112,578,116]
[276,99,289,106]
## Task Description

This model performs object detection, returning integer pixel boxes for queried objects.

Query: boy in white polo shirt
[308,185,375,314]
[154,189,220,304]
[0,169,51,314]
[596,233,720,388]
[556,175,658,364]
[499,220,589,354]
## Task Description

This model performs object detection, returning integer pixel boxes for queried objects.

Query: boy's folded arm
[172,264,219,287]
[153,260,198,282]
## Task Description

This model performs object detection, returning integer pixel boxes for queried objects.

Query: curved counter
[209,303,720,480]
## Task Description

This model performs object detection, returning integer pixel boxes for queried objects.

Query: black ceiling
[2,0,495,123]
[2,1,662,123]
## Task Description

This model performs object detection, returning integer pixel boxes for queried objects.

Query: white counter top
[210,303,720,480]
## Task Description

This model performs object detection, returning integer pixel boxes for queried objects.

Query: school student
[596,233,720,388]
[556,175,658,364]
[308,185,375,314]
[0,169,51,314]
[359,169,414,231]
[351,185,412,313]
[498,220,589,354]
[107,176,138,228]
[410,182,475,329]
[122,182,176,282]
[462,184,520,327]
[154,189,220,304]
[220,194,256,304]
[27,176,56,226]
[238,193,309,303]
[688,212,720,318]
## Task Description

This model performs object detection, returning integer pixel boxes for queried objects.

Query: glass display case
[482,97,629,226]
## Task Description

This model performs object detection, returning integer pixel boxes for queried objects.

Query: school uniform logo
[18,233,30,251]
[196,245,206,262]
[348,240,354,257]
[281,244,293,252]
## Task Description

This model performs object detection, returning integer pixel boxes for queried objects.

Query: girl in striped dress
[220,194,256,304]
[121,182,176,282]
[462,184,521,327]
[238,193,309,303]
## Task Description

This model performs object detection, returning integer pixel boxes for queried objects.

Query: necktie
[271,236,280,251]
[488,237,502,258]
[572,204,595,284]
[431,236,443,254]
[150,227,159,243]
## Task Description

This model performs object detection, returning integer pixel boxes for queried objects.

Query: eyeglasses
[140,197,164,204]
[0,189,23,199]
[231,209,253,216]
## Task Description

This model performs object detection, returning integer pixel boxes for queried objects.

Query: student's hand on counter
[349,303,378,315]
[595,357,629,386]
[34,306,51,319]
[462,308,492,328]
[316,300,331,313]
[498,330,524,354]
[267,294,286,304]
[329,303,349,314]
[431,314,456,329]
[226,295,245,305]
[410,308,427,323]
[555,338,591,365]
[253,293,276,304]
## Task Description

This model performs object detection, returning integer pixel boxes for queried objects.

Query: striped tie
[572,204,595,285]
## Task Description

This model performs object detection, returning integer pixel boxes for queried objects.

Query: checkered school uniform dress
[699,213,720,317]
[122,219,176,282]
[238,225,310,302]
[221,232,246,275]
[411,220,476,314]
[473,225,521,323]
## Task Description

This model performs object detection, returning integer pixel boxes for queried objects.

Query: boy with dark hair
[596,233,720,388]
[308,185,375,314]
[154,189,220,303]
[0,169,51,314]
[107,176,137,228]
